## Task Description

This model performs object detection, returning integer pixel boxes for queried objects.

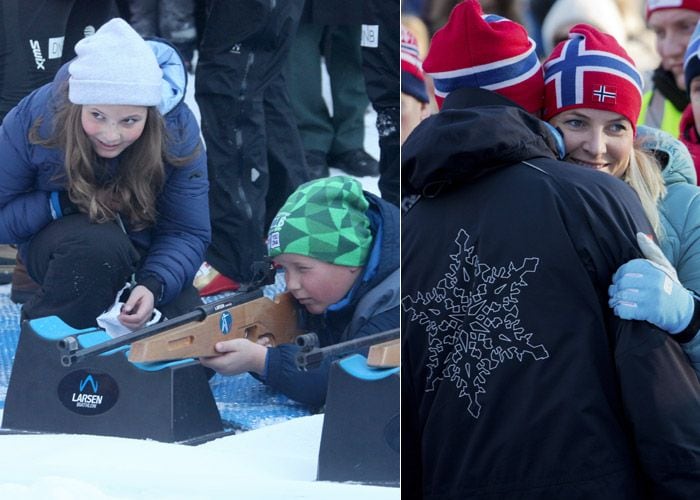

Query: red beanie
[646,0,700,20]
[401,24,429,103]
[542,24,644,132]
[422,0,544,113]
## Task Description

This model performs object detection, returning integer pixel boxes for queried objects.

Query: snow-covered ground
[0,415,397,500]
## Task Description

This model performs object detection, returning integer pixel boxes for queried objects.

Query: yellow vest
[638,90,684,137]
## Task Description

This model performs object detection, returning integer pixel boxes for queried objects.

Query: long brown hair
[30,83,186,231]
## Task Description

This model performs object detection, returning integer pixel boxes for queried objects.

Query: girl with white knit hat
[0,18,210,330]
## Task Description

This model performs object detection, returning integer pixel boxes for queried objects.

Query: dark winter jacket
[0,39,210,306]
[401,88,700,499]
[301,0,363,24]
[263,191,399,409]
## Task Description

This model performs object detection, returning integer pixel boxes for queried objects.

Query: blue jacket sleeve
[262,306,399,409]
[134,103,211,304]
[0,92,57,243]
[658,186,700,375]
[664,185,700,295]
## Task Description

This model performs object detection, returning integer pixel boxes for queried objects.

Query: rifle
[295,328,400,371]
[59,262,304,366]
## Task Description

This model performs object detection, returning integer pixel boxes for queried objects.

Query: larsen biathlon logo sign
[57,370,119,415]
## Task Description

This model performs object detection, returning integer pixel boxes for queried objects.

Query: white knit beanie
[69,18,162,107]
[540,0,626,55]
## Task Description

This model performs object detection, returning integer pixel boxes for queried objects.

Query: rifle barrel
[295,328,399,371]
[58,288,264,367]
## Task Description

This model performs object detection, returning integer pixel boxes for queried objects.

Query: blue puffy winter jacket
[0,39,210,305]
[636,125,700,295]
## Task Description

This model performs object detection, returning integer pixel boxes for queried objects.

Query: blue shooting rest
[316,354,399,486]
[2,316,223,443]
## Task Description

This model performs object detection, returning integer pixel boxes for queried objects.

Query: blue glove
[608,258,694,334]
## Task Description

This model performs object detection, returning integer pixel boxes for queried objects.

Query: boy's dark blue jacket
[0,39,210,306]
[263,191,399,409]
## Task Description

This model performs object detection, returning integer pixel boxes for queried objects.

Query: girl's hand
[118,285,155,329]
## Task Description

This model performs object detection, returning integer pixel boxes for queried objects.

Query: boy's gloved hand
[608,233,694,334]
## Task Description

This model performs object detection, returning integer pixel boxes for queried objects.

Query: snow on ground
[0,415,398,500]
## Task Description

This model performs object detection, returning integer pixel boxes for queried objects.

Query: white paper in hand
[96,283,162,338]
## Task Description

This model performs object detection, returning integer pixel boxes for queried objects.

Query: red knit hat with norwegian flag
[422,0,543,113]
[542,24,644,132]
[646,0,700,20]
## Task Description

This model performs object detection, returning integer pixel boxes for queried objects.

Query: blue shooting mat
[0,271,310,431]
[0,285,20,407]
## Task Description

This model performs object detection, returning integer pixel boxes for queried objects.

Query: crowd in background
[401,0,661,125]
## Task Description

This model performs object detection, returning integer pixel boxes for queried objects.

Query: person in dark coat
[0,0,119,122]
[0,18,209,330]
[200,176,399,409]
[401,2,700,498]
[192,0,309,297]
[361,0,400,206]
[126,0,198,72]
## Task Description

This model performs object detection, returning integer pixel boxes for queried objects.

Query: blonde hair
[30,83,196,230]
[620,143,666,238]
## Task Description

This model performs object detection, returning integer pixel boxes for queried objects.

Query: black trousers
[362,0,399,206]
[194,0,308,283]
[126,0,198,62]
[22,215,201,330]
[0,0,117,120]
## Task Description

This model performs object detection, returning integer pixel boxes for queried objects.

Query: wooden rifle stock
[127,291,304,362]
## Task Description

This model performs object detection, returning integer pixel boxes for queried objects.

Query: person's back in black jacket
[401,87,700,499]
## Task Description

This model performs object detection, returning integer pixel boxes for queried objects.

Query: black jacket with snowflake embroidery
[401,88,700,499]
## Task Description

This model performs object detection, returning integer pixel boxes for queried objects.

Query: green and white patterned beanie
[267,176,372,267]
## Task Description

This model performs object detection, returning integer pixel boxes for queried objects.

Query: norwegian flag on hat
[646,0,700,20]
[542,24,643,131]
[422,0,544,113]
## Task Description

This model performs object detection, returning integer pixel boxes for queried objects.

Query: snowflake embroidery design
[402,228,550,419]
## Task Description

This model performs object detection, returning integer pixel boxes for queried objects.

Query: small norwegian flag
[593,85,616,103]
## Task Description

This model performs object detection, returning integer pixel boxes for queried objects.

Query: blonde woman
[544,24,700,373]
